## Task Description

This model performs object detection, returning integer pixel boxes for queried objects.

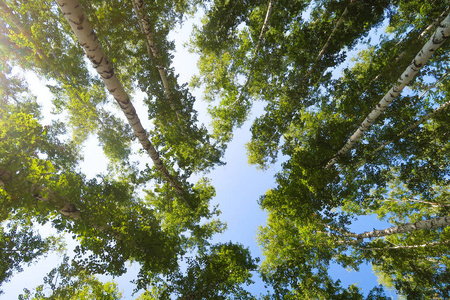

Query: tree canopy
[1,0,449,299]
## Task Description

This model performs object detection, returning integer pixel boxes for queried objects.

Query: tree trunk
[231,0,274,107]
[359,240,449,251]
[326,13,450,169]
[55,0,188,204]
[1,1,123,142]
[302,0,356,82]
[349,216,450,241]
[353,10,449,101]
[131,0,182,120]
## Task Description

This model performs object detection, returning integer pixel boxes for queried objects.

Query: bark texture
[350,216,450,241]
[55,0,188,202]
[326,13,450,169]
[359,240,450,251]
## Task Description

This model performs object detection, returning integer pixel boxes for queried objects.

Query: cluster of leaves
[19,256,123,300]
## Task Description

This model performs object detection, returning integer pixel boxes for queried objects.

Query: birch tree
[326,14,450,168]
[55,0,188,198]
[258,203,450,298]
[0,95,223,289]
[0,0,135,162]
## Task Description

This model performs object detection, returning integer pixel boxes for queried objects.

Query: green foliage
[0,222,63,294]
[19,256,123,300]
[144,242,259,299]
[145,177,226,252]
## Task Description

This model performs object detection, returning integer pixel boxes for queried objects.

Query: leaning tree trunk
[232,0,274,107]
[358,240,450,251]
[302,0,356,82]
[131,0,182,120]
[354,8,450,100]
[326,13,450,169]
[349,216,450,242]
[55,0,188,204]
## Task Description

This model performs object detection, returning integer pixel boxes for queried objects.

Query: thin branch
[418,71,448,100]
[302,0,356,82]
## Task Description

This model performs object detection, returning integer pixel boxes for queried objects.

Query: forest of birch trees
[1,0,449,298]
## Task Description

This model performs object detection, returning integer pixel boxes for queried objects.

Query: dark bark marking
[101,69,114,79]
[91,56,103,68]
[413,60,423,68]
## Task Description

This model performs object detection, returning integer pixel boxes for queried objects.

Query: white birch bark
[359,240,449,251]
[354,10,449,104]
[29,185,82,220]
[231,0,274,107]
[55,0,187,202]
[302,0,355,81]
[131,0,182,120]
[1,0,123,138]
[326,14,450,169]
[348,216,450,241]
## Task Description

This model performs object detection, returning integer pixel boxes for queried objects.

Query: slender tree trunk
[55,0,189,204]
[302,0,356,81]
[1,1,112,132]
[418,8,450,39]
[354,9,450,103]
[231,0,274,107]
[348,216,450,241]
[131,0,182,120]
[326,14,450,169]
[359,240,449,251]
